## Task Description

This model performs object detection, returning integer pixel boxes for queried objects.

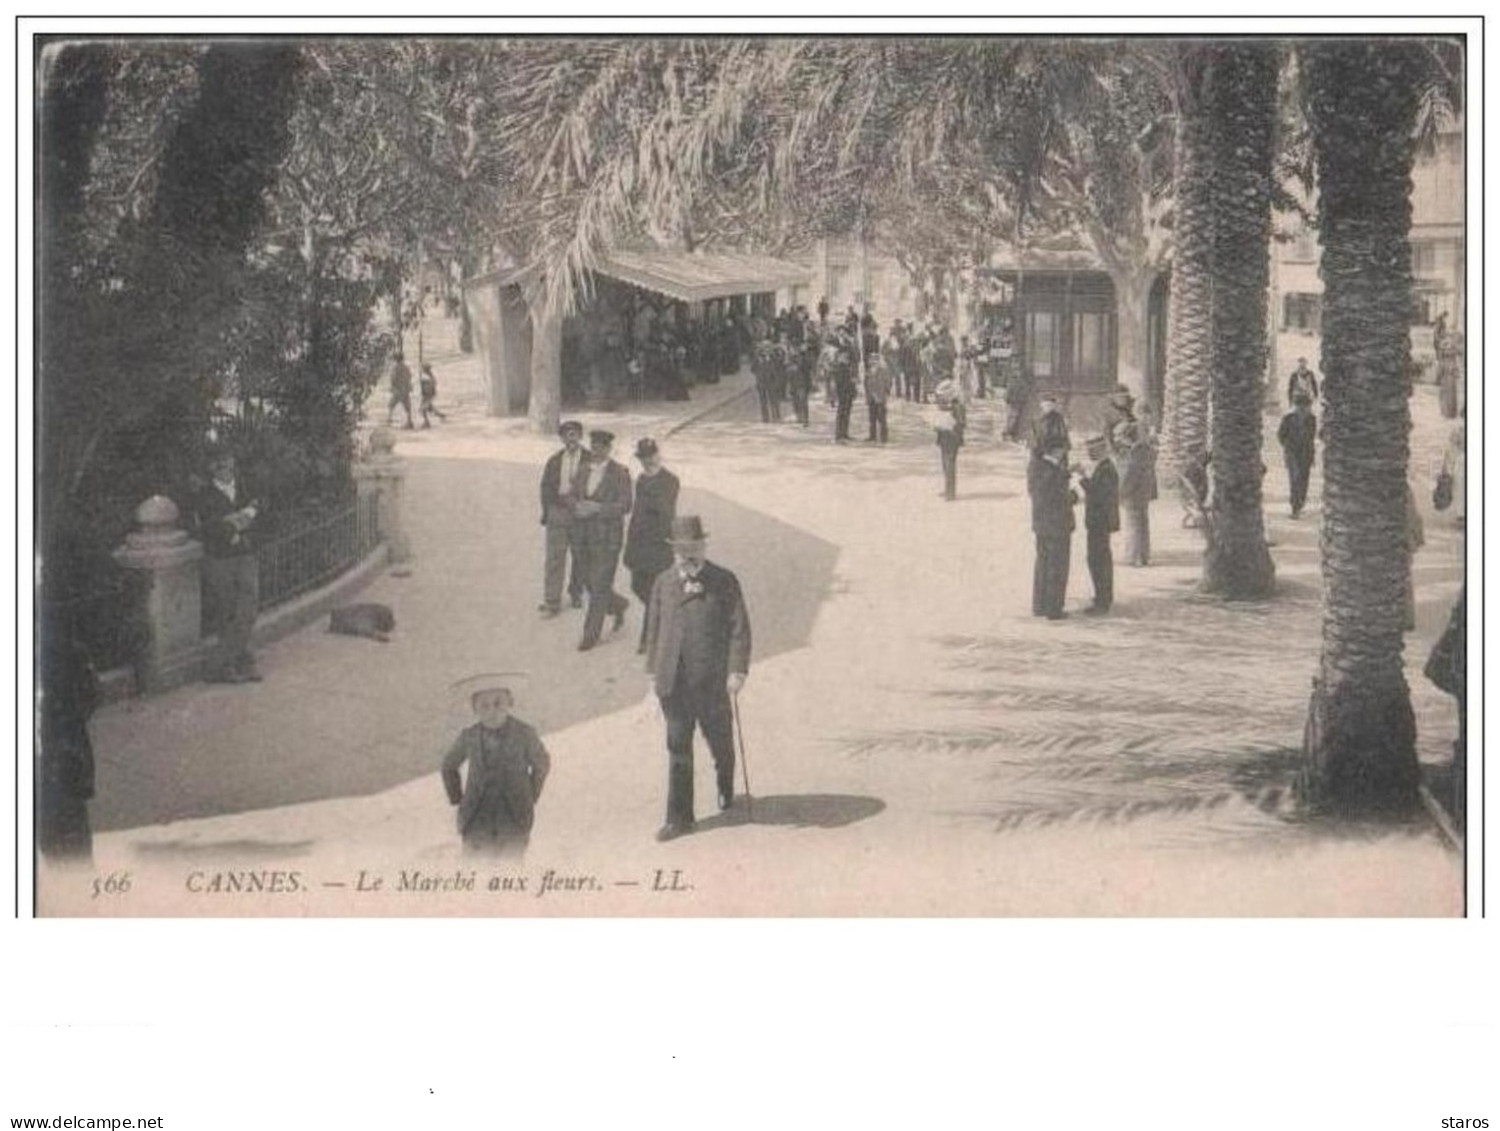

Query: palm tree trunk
[1298,41,1426,816]
[527,290,563,434]
[1160,51,1213,499]
[1203,43,1277,598]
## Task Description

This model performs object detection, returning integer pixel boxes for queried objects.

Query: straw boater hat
[558,420,583,438]
[635,437,659,460]
[1085,434,1109,457]
[451,671,528,702]
[667,515,709,545]
[589,429,615,448]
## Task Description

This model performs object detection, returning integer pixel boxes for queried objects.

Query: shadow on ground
[90,458,840,831]
[693,793,885,834]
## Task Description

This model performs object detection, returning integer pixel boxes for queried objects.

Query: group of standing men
[1027,385,1159,620]
[748,305,965,447]
[539,422,681,653]
[537,422,753,842]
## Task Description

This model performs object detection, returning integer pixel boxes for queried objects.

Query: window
[1412,241,1438,276]
[1072,312,1112,382]
[1027,311,1060,377]
[828,265,850,306]
[1282,293,1323,335]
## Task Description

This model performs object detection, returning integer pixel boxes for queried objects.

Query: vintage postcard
[28,21,1475,917]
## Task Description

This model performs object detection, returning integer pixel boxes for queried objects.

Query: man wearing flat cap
[644,516,752,841]
[538,420,589,617]
[574,430,633,651]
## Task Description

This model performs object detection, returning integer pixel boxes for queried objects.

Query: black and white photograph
[10,13,1496,1130]
[26,22,1477,919]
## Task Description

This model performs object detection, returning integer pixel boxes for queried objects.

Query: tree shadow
[129,838,316,861]
[694,793,885,833]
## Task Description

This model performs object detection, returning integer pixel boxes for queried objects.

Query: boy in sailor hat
[441,672,551,857]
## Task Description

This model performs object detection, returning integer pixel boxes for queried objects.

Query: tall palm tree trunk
[1160,51,1213,499]
[1298,41,1426,816]
[1203,43,1277,597]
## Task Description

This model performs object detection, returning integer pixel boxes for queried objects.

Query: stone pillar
[112,495,206,693]
[354,427,412,576]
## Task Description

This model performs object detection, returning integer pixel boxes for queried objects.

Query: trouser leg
[1032,536,1047,616]
[581,548,618,645]
[696,686,737,801]
[661,696,698,827]
[631,568,659,647]
[1052,534,1072,615]
[566,526,585,604]
[835,396,853,439]
[204,556,257,675]
[1039,534,1070,617]
[1087,530,1113,610]
[543,521,570,608]
[875,403,888,442]
[1123,504,1150,566]
[941,446,957,499]
[1288,460,1310,514]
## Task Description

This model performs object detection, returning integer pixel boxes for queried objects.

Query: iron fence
[256,491,382,611]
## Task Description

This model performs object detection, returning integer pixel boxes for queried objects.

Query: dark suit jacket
[540,447,590,525]
[624,468,680,574]
[1079,458,1120,534]
[187,474,263,558]
[576,459,632,560]
[1028,455,1077,536]
[441,718,550,835]
[644,560,752,698]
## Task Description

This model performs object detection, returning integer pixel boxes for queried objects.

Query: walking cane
[732,689,754,823]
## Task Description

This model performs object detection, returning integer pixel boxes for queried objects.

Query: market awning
[466,247,812,303]
[595,248,811,303]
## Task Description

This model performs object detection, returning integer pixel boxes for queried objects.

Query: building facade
[1269,121,1464,391]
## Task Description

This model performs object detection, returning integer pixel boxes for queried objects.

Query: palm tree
[1201,41,1279,598]
[1296,38,1456,816]
[1158,45,1214,505]
[1156,42,1279,601]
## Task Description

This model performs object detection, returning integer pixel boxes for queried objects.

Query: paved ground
[41,320,1466,916]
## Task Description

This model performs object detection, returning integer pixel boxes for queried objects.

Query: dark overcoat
[1028,456,1077,536]
[644,561,752,699]
[624,468,681,574]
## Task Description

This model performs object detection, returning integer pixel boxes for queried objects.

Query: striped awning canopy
[467,247,812,303]
[594,248,811,303]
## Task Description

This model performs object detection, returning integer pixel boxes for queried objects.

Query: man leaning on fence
[188,445,264,683]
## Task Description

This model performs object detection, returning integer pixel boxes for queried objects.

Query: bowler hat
[635,438,659,460]
[667,515,709,544]
[559,420,583,438]
[589,429,615,447]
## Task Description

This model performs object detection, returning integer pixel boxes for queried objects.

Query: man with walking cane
[643,516,752,842]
